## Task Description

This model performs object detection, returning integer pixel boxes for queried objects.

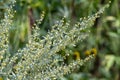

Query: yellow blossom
[85,50,91,56]
[85,48,97,56]
[0,77,3,80]
[74,51,80,60]
[91,48,97,56]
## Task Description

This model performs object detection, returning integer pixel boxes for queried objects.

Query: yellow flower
[85,48,97,56]
[85,50,91,56]
[0,77,3,80]
[74,51,80,60]
[91,48,97,56]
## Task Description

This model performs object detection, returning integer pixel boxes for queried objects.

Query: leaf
[115,56,120,67]
[104,55,115,71]
[107,32,118,38]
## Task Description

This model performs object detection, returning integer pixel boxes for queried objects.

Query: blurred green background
[0,0,120,80]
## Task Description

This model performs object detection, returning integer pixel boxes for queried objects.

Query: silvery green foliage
[0,0,110,80]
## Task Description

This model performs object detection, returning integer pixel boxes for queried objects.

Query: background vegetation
[0,0,120,80]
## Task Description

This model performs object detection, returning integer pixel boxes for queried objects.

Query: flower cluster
[85,48,97,56]
[0,0,110,80]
